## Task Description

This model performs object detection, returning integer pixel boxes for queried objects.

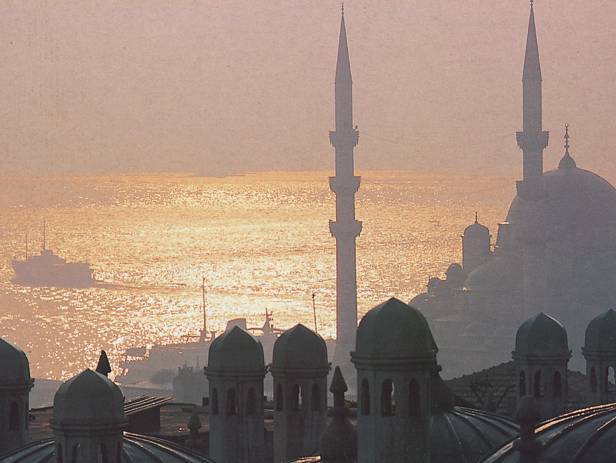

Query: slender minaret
[515,1,549,200]
[329,6,361,369]
[515,2,549,318]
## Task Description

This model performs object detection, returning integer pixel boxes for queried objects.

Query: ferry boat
[11,224,95,288]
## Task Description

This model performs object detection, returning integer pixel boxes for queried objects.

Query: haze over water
[0,171,515,380]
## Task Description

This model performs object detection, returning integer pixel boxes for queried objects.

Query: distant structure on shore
[329,6,362,370]
[411,3,616,376]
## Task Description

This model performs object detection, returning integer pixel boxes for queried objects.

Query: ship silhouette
[11,222,95,288]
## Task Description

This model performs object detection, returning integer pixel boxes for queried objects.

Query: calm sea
[0,171,514,380]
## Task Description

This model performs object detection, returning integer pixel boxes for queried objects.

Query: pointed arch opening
[211,388,219,415]
[533,370,543,398]
[381,379,395,416]
[9,402,19,431]
[408,379,420,417]
[590,367,597,393]
[607,366,616,393]
[291,384,302,411]
[360,379,370,416]
[311,383,321,412]
[275,383,283,411]
[246,387,257,416]
[226,388,237,416]
[519,371,526,397]
[71,443,80,463]
[553,371,562,398]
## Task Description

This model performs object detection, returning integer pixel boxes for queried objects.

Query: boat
[11,223,95,288]
[115,280,285,389]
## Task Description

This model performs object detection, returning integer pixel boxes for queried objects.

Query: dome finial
[559,123,577,169]
[95,350,111,377]
[475,211,479,224]
[341,2,344,16]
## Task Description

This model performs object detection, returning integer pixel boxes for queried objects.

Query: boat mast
[202,277,207,337]
[25,232,28,259]
[312,292,318,334]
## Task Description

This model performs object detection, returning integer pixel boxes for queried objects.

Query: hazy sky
[0,1,614,175]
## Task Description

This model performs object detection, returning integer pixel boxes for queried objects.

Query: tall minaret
[515,1,549,200]
[515,1,549,318]
[329,6,361,369]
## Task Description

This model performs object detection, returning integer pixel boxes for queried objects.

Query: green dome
[354,297,437,359]
[514,313,570,358]
[207,326,265,374]
[584,309,616,354]
[0,338,31,386]
[272,324,329,372]
[52,369,125,427]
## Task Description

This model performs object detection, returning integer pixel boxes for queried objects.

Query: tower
[582,309,616,405]
[329,6,362,368]
[513,313,570,420]
[515,2,549,318]
[272,324,329,463]
[51,369,126,463]
[0,338,34,455]
[462,214,491,274]
[205,326,266,463]
[351,298,438,463]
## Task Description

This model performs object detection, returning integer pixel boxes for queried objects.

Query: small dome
[354,297,437,359]
[464,221,490,238]
[481,403,616,463]
[52,369,125,427]
[465,257,520,292]
[1,434,215,462]
[584,309,616,354]
[514,313,570,358]
[207,326,265,374]
[0,338,31,386]
[272,324,328,372]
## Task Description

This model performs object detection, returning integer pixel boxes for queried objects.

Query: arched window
[211,388,219,415]
[553,371,562,398]
[71,443,80,463]
[361,380,370,416]
[408,379,420,417]
[381,379,394,416]
[276,383,283,411]
[56,444,64,463]
[519,371,526,397]
[246,387,257,416]
[590,367,597,393]
[607,366,616,392]
[311,383,321,412]
[226,388,237,416]
[290,384,301,411]
[98,443,108,463]
[25,400,29,430]
[9,402,19,431]
[533,370,543,398]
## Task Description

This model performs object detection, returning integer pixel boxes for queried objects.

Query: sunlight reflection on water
[0,171,513,380]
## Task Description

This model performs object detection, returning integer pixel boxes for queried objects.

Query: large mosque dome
[506,162,616,245]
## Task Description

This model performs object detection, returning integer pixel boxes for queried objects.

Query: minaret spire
[329,7,361,372]
[516,1,549,200]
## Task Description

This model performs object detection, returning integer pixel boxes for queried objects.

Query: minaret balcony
[329,219,362,238]
[329,129,359,148]
[516,131,549,152]
[329,176,361,194]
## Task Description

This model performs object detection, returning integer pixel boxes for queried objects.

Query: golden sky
[0,0,614,176]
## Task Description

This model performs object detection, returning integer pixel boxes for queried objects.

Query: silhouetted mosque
[411,2,616,376]
[5,4,616,463]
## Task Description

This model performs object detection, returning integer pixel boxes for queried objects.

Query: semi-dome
[514,313,569,358]
[52,368,125,426]
[583,309,616,353]
[207,326,265,374]
[1,433,215,462]
[481,403,616,463]
[0,338,31,386]
[464,257,520,292]
[353,297,437,359]
[272,323,328,372]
